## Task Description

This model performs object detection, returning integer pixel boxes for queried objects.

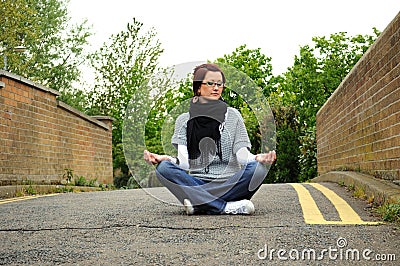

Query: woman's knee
[155,160,174,180]
[245,161,267,177]
[245,161,268,191]
[254,162,268,179]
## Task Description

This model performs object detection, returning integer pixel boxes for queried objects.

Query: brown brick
[0,73,113,185]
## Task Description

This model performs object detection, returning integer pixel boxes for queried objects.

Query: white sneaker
[223,200,255,215]
[183,199,194,215]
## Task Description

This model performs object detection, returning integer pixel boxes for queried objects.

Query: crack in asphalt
[0,223,290,232]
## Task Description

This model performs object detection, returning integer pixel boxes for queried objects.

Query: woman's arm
[236,147,276,165]
[177,144,190,170]
[236,147,256,165]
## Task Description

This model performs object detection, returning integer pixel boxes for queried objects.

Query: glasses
[202,81,224,88]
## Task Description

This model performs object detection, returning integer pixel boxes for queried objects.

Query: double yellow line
[0,194,57,205]
[290,183,381,225]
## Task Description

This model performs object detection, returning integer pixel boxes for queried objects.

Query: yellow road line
[0,194,58,205]
[309,183,363,223]
[290,183,381,225]
[290,183,325,224]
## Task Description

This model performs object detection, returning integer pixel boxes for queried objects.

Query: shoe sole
[224,200,255,215]
[183,199,194,215]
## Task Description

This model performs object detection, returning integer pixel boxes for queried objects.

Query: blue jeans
[155,160,267,214]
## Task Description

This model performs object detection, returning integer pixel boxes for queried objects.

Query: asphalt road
[0,183,398,265]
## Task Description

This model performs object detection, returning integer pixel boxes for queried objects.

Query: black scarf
[186,97,227,163]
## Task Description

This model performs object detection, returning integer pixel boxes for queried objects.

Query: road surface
[0,182,398,265]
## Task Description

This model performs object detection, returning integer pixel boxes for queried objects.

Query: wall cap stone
[57,101,111,131]
[91,115,114,121]
[0,70,61,96]
[313,171,400,204]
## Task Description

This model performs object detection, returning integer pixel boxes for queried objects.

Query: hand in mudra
[255,150,276,164]
[143,150,169,165]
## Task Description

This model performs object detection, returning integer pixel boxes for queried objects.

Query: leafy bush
[377,200,400,224]
[266,105,300,183]
[74,176,87,186]
[298,126,317,182]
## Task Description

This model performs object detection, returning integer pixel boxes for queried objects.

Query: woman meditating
[144,63,276,215]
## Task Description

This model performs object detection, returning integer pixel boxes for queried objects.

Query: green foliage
[212,32,378,182]
[0,0,38,68]
[113,174,128,189]
[57,88,90,113]
[74,176,87,186]
[144,76,193,156]
[377,200,400,224]
[217,46,303,183]
[217,44,273,91]
[266,104,300,183]
[87,18,163,182]
[55,186,74,193]
[283,31,379,128]
[73,176,97,187]
[126,176,140,189]
[24,185,37,195]
[113,143,129,175]
[63,168,74,183]
[87,178,98,187]
[0,0,92,93]
[298,125,317,181]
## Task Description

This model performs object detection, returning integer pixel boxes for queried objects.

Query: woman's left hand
[255,150,276,164]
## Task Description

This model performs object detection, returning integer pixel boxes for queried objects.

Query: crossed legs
[155,161,267,214]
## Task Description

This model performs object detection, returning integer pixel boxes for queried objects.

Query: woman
[144,63,276,215]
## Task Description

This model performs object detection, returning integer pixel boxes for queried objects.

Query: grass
[338,181,400,226]
[376,200,400,224]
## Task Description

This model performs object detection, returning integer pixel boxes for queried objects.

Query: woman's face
[197,71,224,100]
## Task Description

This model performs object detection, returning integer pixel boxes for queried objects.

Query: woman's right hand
[144,150,170,165]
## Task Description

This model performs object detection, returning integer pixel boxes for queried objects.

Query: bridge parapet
[317,12,400,182]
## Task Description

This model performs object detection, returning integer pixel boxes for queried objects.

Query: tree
[216,45,276,154]
[0,0,92,93]
[87,18,163,186]
[0,0,37,69]
[283,30,379,128]
[216,44,274,94]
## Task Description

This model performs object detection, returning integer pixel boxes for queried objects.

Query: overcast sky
[68,0,399,78]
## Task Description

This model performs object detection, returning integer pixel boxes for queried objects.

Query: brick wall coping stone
[313,171,400,205]
[0,70,113,131]
[91,115,114,121]
[0,70,60,96]
[57,101,112,131]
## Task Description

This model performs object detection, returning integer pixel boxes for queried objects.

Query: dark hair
[192,63,226,96]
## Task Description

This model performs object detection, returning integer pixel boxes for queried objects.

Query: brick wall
[0,71,113,185]
[316,12,400,181]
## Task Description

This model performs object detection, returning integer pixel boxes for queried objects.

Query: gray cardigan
[171,107,251,181]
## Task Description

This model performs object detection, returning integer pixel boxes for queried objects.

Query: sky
[67,0,399,81]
